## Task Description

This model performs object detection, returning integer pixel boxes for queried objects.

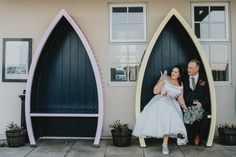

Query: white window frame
[108,43,147,86]
[109,3,147,43]
[109,3,147,86]
[191,2,231,86]
[191,3,229,42]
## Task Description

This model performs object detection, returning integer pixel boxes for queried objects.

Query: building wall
[0,0,235,139]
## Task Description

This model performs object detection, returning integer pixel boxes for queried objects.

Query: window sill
[108,82,136,87]
[214,81,232,87]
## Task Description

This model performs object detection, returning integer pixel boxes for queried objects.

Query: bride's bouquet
[183,105,204,124]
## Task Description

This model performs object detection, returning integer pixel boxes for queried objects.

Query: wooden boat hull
[25,9,104,146]
[135,8,216,147]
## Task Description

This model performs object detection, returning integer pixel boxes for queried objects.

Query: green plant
[109,120,130,134]
[109,120,132,147]
[6,122,23,132]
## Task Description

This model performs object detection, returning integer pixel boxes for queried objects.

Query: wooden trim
[25,9,104,146]
[135,8,217,147]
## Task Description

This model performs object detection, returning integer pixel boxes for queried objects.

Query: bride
[132,65,188,155]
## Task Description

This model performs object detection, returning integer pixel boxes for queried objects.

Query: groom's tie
[191,77,196,90]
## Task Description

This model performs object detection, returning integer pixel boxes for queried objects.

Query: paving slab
[213,143,236,157]
[0,139,235,157]
[66,139,107,157]
[143,140,184,157]
[26,139,74,157]
[0,144,34,157]
[179,144,225,157]
[105,140,143,157]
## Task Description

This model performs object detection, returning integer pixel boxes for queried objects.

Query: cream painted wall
[0,0,235,139]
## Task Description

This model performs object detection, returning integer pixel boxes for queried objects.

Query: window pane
[110,64,128,82]
[112,24,127,40]
[210,6,225,22]
[109,43,147,83]
[128,44,146,63]
[109,45,128,64]
[194,23,200,38]
[111,5,145,41]
[201,44,210,60]
[128,12,144,23]
[210,44,228,64]
[210,23,226,39]
[113,7,127,13]
[212,64,228,81]
[199,23,209,39]
[129,64,139,81]
[194,23,209,39]
[194,6,209,22]
[112,13,127,23]
[210,44,228,81]
[128,7,143,12]
[127,24,144,40]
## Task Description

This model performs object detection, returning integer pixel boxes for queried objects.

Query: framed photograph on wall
[2,38,32,82]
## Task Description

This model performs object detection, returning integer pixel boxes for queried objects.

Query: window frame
[109,3,147,43]
[108,3,147,86]
[191,2,231,86]
[108,43,147,86]
[191,3,229,42]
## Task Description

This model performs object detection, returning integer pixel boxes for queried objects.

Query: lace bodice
[160,80,183,98]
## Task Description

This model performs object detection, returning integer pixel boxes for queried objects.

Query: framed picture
[2,38,32,82]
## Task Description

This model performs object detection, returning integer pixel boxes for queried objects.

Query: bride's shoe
[162,144,169,155]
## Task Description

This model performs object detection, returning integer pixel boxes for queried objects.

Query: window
[191,3,230,83]
[110,4,146,42]
[109,4,147,85]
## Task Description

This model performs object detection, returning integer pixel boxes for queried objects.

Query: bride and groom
[132,59,210,155]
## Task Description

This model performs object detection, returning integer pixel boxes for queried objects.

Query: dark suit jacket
[183,74,210,113]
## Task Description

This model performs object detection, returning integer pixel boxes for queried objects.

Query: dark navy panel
[141,16,209,110]
[32,117,97,137]
[31,17,98,114]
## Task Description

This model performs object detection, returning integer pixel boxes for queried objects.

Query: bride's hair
[170,65,183,86]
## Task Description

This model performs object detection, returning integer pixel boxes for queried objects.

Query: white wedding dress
[133,80,188,145]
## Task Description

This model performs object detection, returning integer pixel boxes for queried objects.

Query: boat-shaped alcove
[135,8,216,147]
[25,9,104,146]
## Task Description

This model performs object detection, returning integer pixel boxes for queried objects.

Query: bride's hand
[159,71,166,81]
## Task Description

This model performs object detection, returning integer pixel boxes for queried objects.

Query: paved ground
[0,139,235,157]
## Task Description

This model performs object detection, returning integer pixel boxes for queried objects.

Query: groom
[183,59,210,146]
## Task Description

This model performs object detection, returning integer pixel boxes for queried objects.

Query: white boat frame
[25,9,104,146]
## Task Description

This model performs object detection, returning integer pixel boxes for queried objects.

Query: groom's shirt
[189,73,199,90]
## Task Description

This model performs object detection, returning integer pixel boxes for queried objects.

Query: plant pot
[6,129,26,147]
[218,128,236,145]
[111,129,132,147]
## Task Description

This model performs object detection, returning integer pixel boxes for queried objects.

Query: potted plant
[5,122,26,147]
[109,120,132,147]
[218,123,236,145]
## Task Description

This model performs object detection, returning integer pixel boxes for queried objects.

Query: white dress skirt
[133,80,188,145]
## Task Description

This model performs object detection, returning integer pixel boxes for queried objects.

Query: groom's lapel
[186,76,191,90]
[195,75,202,90]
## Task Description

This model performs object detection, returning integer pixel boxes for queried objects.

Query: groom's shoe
[177,133,185,139]
[194,134,201,146]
